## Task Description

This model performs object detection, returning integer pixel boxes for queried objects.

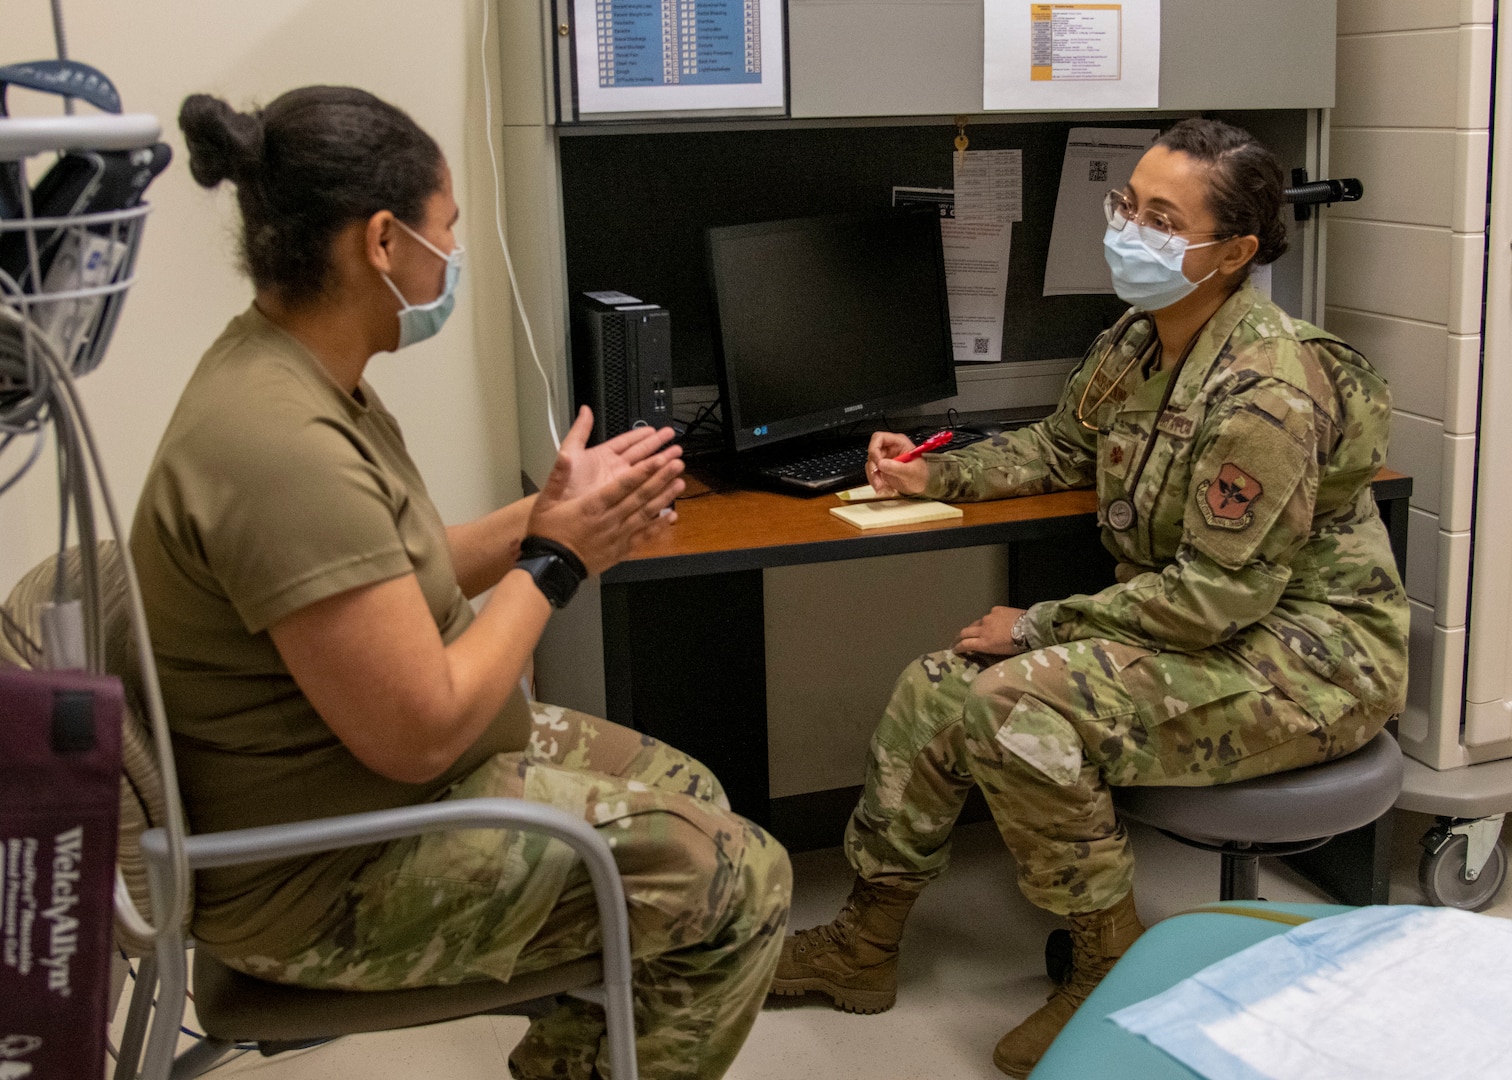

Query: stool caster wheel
[1420,819,1508,911]
[1045,928,1072,985]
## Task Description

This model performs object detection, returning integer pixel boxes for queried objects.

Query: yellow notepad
[829,499,964,530]
[836,483,887,502]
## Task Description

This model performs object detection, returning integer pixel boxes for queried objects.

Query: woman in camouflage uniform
[770,118,1408,1077]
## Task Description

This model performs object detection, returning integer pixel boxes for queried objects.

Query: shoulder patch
[1196,463,1263,530]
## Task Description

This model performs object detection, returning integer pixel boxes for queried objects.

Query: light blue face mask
[382,218,464,349]
[1102,223,1222,311]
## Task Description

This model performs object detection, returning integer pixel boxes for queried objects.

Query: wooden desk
[606,482,1101,579]
[598,471,1412,902]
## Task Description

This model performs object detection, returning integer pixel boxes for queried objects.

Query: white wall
[1,0,524,593]
[1326,0,1496,767]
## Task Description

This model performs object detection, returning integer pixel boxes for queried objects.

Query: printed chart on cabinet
[984,1,1160,111]
[570,0,787,119]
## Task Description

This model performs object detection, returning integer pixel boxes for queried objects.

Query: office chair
[0,543,639,1079]
[1041,728,1403,985]
[1112,729,1404,901]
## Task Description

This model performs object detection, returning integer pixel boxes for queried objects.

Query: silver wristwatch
[1010,612,1031,650]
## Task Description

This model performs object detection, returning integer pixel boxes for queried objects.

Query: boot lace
[790,894,864,956]
[1052,901,1143,1006]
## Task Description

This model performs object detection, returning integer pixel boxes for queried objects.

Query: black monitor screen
[707,209,956,453]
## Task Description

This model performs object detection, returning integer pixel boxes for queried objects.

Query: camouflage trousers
[846,640,1387,915]
[227,703,791,1080]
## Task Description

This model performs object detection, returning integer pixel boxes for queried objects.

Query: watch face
[521,553,579,609]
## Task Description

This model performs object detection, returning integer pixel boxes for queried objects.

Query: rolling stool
[1044,730,1403,983]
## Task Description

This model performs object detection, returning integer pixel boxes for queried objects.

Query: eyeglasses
[1103,190,1226,252]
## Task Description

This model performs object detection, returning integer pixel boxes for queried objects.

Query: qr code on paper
[973,337,991,355]
[1088,160,1109,184]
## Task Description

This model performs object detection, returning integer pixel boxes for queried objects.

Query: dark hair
[1154,118,1289,268]
[179,86,444,303]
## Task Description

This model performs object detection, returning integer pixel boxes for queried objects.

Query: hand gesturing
[552,407,680,501]
[527,407,685,576]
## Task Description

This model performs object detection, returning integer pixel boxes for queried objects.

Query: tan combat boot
[992,891,1144,1078]
[767,877,920,1014]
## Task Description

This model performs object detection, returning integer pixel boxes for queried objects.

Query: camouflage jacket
[924,282,1409,720]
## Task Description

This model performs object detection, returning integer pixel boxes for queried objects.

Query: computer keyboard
[750,442,871,492]
[904,427,991,454]
[748,428,990,494]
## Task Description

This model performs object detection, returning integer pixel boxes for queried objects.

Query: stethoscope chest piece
[1106,498,1137,532]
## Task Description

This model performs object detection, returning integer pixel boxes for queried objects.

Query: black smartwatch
[516,536,588,609]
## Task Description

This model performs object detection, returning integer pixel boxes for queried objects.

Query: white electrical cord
[481,0,562,450]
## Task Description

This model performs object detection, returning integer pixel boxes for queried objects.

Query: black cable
[676,399,724,442]
[685,401,721,437]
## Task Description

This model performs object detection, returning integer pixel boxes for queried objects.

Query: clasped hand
[954,605,1028,660]
[527,407,685,575]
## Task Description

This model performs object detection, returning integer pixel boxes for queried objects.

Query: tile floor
[112,809,1512,1079]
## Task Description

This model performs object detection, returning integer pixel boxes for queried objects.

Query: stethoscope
[1074,312,1201,534]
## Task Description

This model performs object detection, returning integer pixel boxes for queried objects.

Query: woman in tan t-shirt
[132,85,790,1080]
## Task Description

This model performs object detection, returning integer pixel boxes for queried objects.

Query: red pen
[892,429,954,463]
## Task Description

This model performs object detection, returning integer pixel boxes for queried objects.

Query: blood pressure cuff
[0,667,123,1080]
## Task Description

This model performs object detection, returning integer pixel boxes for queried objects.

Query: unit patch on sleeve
[1196,463,1263,530]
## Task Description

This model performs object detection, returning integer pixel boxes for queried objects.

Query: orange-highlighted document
[983,0,1158,111]
[1030,5,1123,82]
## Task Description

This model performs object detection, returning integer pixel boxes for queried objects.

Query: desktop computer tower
[571,295,672,443]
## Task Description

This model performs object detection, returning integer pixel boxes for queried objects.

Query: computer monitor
[706,208,957,455]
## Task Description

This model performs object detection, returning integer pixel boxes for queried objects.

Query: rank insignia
[1109,445,1124,465]
[1196,462,1262,530]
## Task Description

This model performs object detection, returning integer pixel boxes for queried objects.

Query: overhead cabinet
[763,0,1332,120]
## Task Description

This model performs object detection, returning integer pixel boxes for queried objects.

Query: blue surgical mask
[382,218,464,348]
[1103,224,1221,311]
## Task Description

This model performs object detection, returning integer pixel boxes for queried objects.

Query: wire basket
[0,201,149,381]
[0,113,159,464]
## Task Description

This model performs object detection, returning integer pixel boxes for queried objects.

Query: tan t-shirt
[130,305,532,958]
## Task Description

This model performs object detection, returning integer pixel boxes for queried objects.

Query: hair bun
[178,94,264,189]
[1256,215,1290,266]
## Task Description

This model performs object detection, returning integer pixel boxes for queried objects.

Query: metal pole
[1220,849,1261,902]
[49,0,74,113]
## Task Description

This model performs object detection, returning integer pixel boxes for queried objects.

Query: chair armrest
[138,797,633,992]
[140,798,612,871]
[139,798,639,1078]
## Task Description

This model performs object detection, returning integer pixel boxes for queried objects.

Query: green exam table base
[1030,901,1356,1080]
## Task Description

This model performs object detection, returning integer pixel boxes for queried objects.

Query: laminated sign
[0,668,123,1079]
